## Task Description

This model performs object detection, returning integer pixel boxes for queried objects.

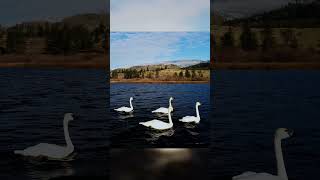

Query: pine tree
[240,22,258,51]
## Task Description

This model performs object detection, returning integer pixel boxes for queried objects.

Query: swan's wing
[139,119,160,127]
[15,143,68,159]
[232,172,279,180]
[152,107,168,113]
[179,116,197,122]
[115,107,131,112]
[140,120,170,130]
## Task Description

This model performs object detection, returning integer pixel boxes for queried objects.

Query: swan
[152,97,174,114]
[14,113,75,160]
[114,97,134,113]
[232,128,294,180]
[179,102,201,123]
[139,107,173,130]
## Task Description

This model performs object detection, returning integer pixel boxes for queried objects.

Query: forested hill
[223,2,320,27]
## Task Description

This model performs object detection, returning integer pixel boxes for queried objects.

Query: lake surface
[110,83,210,148]
[0,68,109,179]
[210,70,320,180]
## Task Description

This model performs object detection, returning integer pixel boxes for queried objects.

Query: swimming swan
[152,97,174,114]
[114,97,134,113]
[139,107,173,130]
[14,113,75,160]
[232,128,294,180]
[179,102,201,123]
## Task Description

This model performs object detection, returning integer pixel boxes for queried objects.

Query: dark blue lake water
[110,83,210,148]
[210,70,320,180]
[0,68,109,179]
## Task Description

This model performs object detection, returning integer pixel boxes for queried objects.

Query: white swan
[179,102,201,123]
[14,113,75,160]
[232,128,294,180]
[139,107,173,130]
[152,97,174,114]
[114,97,134,113]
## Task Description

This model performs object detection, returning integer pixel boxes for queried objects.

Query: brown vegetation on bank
[0,54,108,69]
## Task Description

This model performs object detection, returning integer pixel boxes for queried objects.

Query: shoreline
[0,54,108,69]
[111,79,209,84]
[211,62,320,70]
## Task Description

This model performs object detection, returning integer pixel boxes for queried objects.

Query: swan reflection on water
[146,128,175,141]
[26,161,74,180]
[117,112,134,120]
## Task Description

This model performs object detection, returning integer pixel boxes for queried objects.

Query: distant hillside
[224,2,320,27]
[62,13,108,30]
[126,64,180,71]
[111,60,210,82]
[185,62,210,70]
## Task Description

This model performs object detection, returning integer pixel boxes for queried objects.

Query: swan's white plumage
[140,107,173,130]
[152,97,174,114]
[232,172,282,180]
[115,97,133,113]
[152,107,170,114]
[14,143,72,159]
[14,113,74,160]
[232,128,294,180]
[179,102,201,123]
[139,120,172,130]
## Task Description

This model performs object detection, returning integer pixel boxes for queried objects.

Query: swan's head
[275,128,294,140]
[130,97,133,101]
[196,102,201,106]
[169,97,174,101]
[64,113,74,122]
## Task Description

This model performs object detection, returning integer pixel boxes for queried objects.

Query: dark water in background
[0,68,109,179]
[110,148,208,180]
[210,70,320,180]
[110,83,210,148]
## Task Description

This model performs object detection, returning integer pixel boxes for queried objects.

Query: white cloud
[110,32,209,69]
[111,0,210,32]
[111,32,185,69]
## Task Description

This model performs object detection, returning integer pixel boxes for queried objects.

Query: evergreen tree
[261,25,275,51]
[185,70,191,78]
[179,71,184,78]
[191,70,196,79]
[240,22,258,51]
[221,27,235,48]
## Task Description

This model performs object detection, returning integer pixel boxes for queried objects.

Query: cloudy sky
[111,0,210,32]
[0,0,108,26]
[212,0,292,18]
[111,32,210,69]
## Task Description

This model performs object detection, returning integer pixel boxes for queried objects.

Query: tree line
[219,23,300,52]
[2,22,106,54]
[112,68,205,81]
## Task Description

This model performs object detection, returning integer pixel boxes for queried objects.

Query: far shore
[211,62,320,70]
[111,79,209,84]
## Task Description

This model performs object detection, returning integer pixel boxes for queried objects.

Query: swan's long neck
[274,137,288,180]
[169,99,173,108]
[196,105,200,119]
[129,99,133,109]
[64,119,74,150]
[168,110,173,125]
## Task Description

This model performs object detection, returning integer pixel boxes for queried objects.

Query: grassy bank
[211,62,320,70]
[111,79,209,84]
[0,54,108,69]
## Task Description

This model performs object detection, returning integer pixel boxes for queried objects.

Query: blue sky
[111,32,210,69]
[111,0,210,32]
